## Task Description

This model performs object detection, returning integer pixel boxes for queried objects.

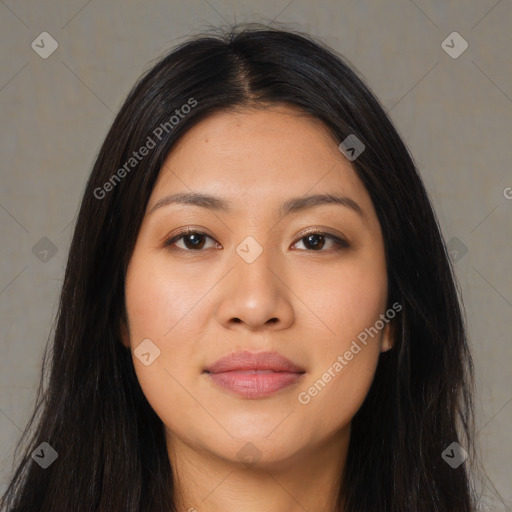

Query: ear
[380,318,395,353]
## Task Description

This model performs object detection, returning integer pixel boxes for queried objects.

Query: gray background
[0,0,511,508]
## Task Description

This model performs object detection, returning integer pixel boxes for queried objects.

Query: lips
[204,351,306,399]
[205,350,306,374]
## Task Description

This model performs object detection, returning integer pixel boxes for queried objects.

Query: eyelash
[163,228,349,254]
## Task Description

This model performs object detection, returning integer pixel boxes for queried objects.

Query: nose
[214,245,295,332]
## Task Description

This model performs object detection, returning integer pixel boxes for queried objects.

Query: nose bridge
[233,234,281,299]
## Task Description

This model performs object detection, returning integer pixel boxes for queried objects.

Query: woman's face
[121,105,393,471]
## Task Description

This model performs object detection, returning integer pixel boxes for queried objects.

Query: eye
[292,230,349,252]
[164,229,218,252]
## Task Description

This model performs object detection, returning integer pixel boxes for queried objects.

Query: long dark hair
[1,24,477,511]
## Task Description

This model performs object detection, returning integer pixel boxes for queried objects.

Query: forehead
[149,105,374,219]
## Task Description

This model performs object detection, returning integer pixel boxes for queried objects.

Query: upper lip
[204,350,306,374]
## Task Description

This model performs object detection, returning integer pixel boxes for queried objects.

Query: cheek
[293,255,387,432]
[309,253,388,343]
[296,350,380,444]
[124,254,209,427]
[124,252,206,340]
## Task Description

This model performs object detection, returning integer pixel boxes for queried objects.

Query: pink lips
[204,350,306,399]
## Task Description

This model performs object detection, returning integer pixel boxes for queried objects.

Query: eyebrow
[148,191,364,218]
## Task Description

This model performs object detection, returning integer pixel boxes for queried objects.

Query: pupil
[306,234,324,250]
[186,234,204,249]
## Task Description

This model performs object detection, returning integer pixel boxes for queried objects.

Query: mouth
[203,351,306,399]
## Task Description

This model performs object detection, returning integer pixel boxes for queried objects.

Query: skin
[120,104,394,512]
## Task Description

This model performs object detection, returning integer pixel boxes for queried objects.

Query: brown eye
[164,230,217,251]
[303,233,327,250]
[293,231,349,252]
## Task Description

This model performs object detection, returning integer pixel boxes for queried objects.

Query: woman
[1,25,477,511]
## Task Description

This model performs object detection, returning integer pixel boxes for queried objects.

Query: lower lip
[206,370,304,399]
